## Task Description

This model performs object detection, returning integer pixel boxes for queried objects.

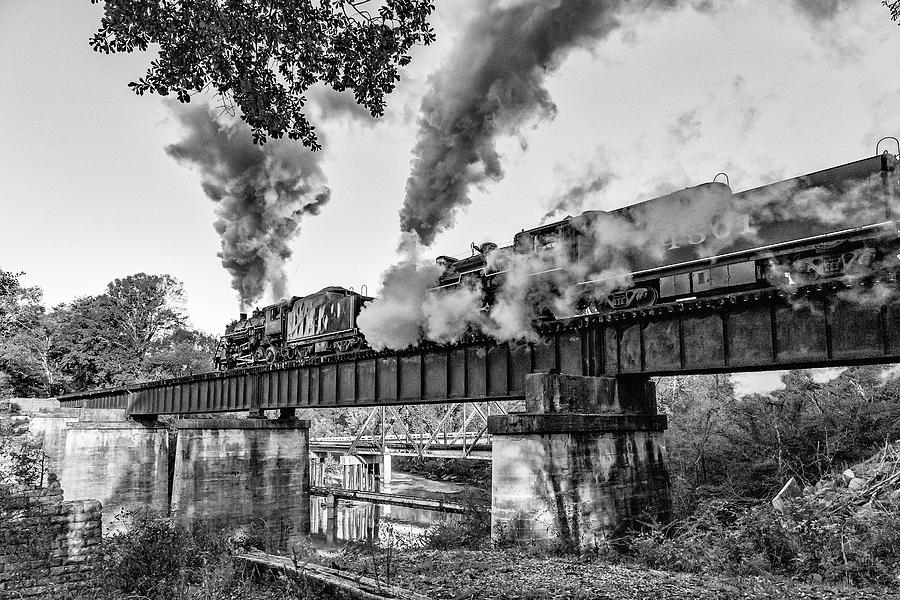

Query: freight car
[436,141,900,316]
[214,286,372,370]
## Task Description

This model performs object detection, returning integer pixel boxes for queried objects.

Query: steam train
[437,143,900,315]
[216,140,900,370]
[214,286,372,371]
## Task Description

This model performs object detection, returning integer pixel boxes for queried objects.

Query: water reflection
[309,471,466,544]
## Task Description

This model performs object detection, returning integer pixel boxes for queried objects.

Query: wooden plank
[236,550,431,600]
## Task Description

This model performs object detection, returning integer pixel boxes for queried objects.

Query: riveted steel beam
[56,286,900,415]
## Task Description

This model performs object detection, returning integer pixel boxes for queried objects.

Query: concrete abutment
[60,417,169,535]
[170,418,311,547]
[488,373,671,550]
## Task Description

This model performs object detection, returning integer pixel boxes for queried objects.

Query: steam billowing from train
[166,103,330,310]
[360,0,887,350]
[371,0,690,348]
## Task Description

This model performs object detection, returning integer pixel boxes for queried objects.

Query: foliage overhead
[886,1,900,23]
[89,0,436,147]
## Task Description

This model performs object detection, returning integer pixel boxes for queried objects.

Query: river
[309,470,475,545]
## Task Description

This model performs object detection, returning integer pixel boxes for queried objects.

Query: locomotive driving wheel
[265,347,277,364]
[253,348,265,363]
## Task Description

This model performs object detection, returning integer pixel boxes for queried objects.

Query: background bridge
[305,401,510,460]
[58,284,900,415]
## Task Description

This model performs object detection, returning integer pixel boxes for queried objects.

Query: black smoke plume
[166,102,330,310]
[791,0,859,21]
[399,0,690,246]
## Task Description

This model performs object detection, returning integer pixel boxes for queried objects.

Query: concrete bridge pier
[310,451,328,486]
[340,454,387,492]
[60,410,169,535]
[170,418,311,548]
[488,373,671,550]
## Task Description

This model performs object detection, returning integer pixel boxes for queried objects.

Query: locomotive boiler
[436,142,900,316]
[214,286,372,370]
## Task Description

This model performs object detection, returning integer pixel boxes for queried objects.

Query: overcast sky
[2,0,898,395]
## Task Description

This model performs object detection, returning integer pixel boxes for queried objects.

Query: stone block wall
[0,475,102,598]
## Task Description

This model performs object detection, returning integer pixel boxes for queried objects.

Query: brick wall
[0,474,102,598]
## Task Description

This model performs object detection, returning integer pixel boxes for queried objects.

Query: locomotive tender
[217,142,900,370]
[437,144,900,316]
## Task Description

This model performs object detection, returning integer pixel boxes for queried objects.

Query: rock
[842,469,855,484]
[848,478,866,491]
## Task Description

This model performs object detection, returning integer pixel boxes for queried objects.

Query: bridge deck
[57,285,900,415]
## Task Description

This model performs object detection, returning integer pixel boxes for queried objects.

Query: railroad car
[436,141,900,316]
[214,286,372,370]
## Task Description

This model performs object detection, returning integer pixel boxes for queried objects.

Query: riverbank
[391,457,491,489]
[332,548,896,600]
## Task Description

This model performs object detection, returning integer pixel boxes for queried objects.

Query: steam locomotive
[436,142,900,316]
[216,140,900,370]
[214,286,373,370]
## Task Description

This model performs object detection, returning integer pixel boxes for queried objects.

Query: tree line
[659,370,900,511]
[0,267,215,398]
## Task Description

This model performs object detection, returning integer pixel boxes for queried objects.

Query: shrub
[96,512,301,599]
[622,495,900,587]
[423,491,491,550]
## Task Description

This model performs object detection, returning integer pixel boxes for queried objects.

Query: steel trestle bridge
[58,284,900,415]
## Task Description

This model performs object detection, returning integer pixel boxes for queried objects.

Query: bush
[99,512,223,598]
[393,456,491,487]
[423,490,491,550]
[622,496,900,587]
[94,512,305,599]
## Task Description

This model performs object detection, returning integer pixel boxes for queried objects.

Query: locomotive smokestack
[239,313,247,321]
[166,102,330,310]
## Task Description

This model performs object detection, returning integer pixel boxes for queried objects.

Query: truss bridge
[304,401,510,460]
